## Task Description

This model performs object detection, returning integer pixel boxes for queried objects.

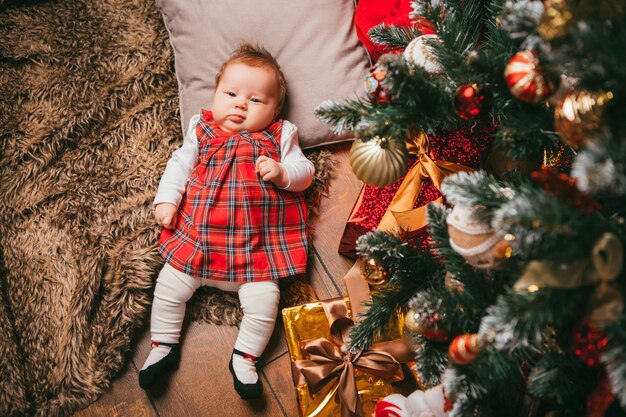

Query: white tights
[142,263,280,383]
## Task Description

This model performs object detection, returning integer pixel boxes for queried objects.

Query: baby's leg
[231,280,280,397]
[139,263,200,389]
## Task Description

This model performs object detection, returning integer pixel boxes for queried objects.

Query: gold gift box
[283,297,409,417]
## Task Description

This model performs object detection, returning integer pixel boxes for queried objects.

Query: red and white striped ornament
[504,50,553,103]
[448,334,483,365]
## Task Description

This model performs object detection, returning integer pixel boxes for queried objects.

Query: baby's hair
[215,42,287,111]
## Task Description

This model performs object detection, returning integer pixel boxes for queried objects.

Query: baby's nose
[235,99,247,109]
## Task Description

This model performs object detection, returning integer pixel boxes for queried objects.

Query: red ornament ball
[455,83,490,120]
[420,311,449,342]
[504,50,553,103]
[572,319,609,367]
[364,64,391,103]
[448,334,483,365]
[421,326,450,343]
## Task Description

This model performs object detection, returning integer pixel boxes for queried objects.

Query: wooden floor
[74,142,363,417]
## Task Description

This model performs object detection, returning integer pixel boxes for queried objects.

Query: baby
[139,43,315,400]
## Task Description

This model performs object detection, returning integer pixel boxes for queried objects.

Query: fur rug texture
[0,0,335,415]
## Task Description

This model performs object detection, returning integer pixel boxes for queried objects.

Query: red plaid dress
[159,111,308,282]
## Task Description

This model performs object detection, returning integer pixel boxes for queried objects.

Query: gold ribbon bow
[293,299,412,417]
[378,131,475,232]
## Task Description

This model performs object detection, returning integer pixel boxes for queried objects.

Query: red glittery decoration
[586,374,615,417]
[572,319,608,367]
[530,167,602,215]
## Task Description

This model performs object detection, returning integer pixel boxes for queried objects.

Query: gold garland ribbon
[513,233,624,326]
[378,132,475,232]
[514,233,623,291]
[293,298,413,417]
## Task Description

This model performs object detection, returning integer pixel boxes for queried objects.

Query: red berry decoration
[364,63,391,103]
[455,83,490,120]
[504,50,553,103]
[530,167,602,215]
[448,334,483,365]
[572,319,609,367]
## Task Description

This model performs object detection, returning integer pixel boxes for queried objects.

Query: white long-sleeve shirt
[154,114,315,207]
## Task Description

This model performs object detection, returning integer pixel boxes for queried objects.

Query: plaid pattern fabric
[159,110,308,282]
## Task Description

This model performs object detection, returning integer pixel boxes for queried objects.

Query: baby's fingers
[262,170,278,182]
[162,216,175,229]
[255,155,271,171]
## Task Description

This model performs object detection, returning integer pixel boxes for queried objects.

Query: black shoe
[138,342,180,390]
[229,348,263,400]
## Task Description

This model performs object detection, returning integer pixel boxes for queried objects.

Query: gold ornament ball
[554,90,613,149]
[539,0,574,40]
[350,136,409,187]
[360,256,389,286]
[404,309,426,334]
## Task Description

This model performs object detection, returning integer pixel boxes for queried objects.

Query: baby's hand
[255,155,288,188]
[155,203,177,229]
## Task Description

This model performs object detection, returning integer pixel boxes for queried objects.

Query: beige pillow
[157,0,371,149]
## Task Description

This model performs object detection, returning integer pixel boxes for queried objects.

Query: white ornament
[403,34,444,74]
[447,205,504,269]
[405,385,449,417]
[375,386,449,417]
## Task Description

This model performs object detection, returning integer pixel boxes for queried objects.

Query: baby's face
[212,63,280,133]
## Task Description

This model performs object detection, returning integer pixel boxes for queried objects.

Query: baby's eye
[226,92,236,97]
[250,98,261,103]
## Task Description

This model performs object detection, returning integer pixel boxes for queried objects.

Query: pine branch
[368,24,422,50]
[314,99,371,135]
[478,287,589,351]
[492,190,607,261]
[528,352,597,412]
[602,315,626,408]
[439,170,513,219]
[445,350,527,417]
[572,136,626,198]
[412,333,448,387]
[348,236,441,351]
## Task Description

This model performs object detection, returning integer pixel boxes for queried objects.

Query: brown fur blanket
[0,1,333,415]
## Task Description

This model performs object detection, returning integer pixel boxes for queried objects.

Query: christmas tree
[316,1,626,416]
